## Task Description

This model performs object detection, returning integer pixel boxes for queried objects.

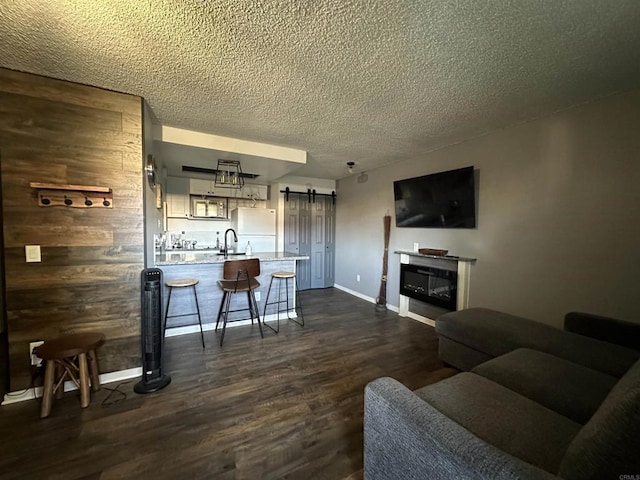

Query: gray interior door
[323,197,335,287]
[283,192,334,291]
[310,198,325,289]
[284,193,299,253]
[297,195,312,290]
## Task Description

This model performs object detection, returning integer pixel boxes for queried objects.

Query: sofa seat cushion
[560,358,640,480]
[436,308,640,377]
[414,372,581,474]
[472,348,618,424]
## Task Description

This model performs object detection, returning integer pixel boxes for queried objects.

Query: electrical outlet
[30,341,44,366]
[25,245,42,263]
[413,242,419,252]
[356,274,361,282]
[255,291,261,302]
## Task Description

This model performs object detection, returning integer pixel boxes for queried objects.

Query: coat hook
[84,197,93,206]
[102,198,111,207]
[64,196,73,206]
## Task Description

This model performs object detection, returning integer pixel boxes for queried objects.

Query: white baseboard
[333,284,398,313]
[2,367,142,406]
[407,311,436,327]
[334,284,433,324]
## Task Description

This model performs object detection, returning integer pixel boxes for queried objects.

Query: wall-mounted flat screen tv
[394,166,476,228]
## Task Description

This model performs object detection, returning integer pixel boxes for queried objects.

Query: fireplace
[400,263,457,310]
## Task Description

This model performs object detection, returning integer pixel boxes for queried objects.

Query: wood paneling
[0,68,144,390]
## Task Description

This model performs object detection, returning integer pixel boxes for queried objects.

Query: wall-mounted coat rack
[280,187,337,204]
[29,182,113,208]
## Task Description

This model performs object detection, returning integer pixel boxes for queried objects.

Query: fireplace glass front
[400,263,457,310]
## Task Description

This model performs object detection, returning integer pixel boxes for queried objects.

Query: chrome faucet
[223,228,237,259]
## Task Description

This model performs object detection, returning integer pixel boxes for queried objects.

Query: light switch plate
[25,245,42,263]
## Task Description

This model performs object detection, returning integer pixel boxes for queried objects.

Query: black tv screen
[394,166,476,228]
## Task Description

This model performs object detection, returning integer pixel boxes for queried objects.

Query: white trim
[386,304,399,314]
[407,311,436,328]
[155,126,307,164]
[333,284,398,312]
[2,367,142,406]
[457,259,472,310]
[334,284,376,304]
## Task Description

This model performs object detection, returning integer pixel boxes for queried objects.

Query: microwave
[190,195,227,219]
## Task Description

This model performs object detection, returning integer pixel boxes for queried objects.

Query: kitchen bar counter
[156,252,309,334]
[155,251,308,266]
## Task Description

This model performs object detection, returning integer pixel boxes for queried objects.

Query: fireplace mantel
[394,250,476,326]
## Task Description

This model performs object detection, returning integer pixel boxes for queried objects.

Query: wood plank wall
[0,68,144,390]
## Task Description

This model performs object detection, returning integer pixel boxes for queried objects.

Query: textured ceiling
[1,0,640,180]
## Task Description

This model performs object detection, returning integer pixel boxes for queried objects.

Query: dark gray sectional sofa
[364,308,640,480]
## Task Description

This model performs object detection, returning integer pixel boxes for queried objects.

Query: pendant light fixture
[214,159,244,189]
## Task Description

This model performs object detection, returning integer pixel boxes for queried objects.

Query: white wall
[335,89,640,327]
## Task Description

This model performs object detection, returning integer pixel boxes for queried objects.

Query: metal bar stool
[35,332,105,418]
[215,259,264,347]
[164,278,205,348]
[262,271,305,334]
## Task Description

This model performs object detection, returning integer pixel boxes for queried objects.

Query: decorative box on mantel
[394,250,476,326]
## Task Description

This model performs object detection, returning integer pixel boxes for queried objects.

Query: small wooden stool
[35,332,105,418]
[262,271,305,334]
[164,278,205,348]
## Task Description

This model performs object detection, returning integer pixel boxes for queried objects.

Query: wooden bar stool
[262,271,305,334]
[215,259,264,346]
[164,278,205,348]
[35,332,105,418]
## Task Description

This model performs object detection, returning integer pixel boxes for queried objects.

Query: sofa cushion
[436,308,640,377]
[559,358,640,480]
[472,348,618,424]
[414,372,581,474]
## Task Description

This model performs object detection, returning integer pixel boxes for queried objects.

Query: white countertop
[155,251,309,266]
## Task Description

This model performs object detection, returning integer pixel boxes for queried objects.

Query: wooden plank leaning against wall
[0,68,144,391]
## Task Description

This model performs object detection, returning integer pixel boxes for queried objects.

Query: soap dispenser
[215,232,220,250]
[245,241,252,256]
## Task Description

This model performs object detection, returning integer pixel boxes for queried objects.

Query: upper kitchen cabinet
[190,178,220,196]
[166,176,190,218]
[189,179,268,200]
[236,184,269,201]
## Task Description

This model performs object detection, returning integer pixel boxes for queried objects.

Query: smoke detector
[346,161,355,174]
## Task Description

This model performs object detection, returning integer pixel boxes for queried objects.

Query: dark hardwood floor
[0,288,454,480]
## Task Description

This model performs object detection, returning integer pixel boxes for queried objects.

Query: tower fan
[134,268,171,393]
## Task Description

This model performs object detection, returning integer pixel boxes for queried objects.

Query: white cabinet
[191,181,268,200]
[190,179,216,196]
[237,185,269,201]
[166,176,190,218]
[167,177,269,218]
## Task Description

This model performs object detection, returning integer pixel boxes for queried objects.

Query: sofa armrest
[364,377,558,480]
[564,312,640,351]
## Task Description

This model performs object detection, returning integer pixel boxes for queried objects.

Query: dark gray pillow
[559,359,640,480]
